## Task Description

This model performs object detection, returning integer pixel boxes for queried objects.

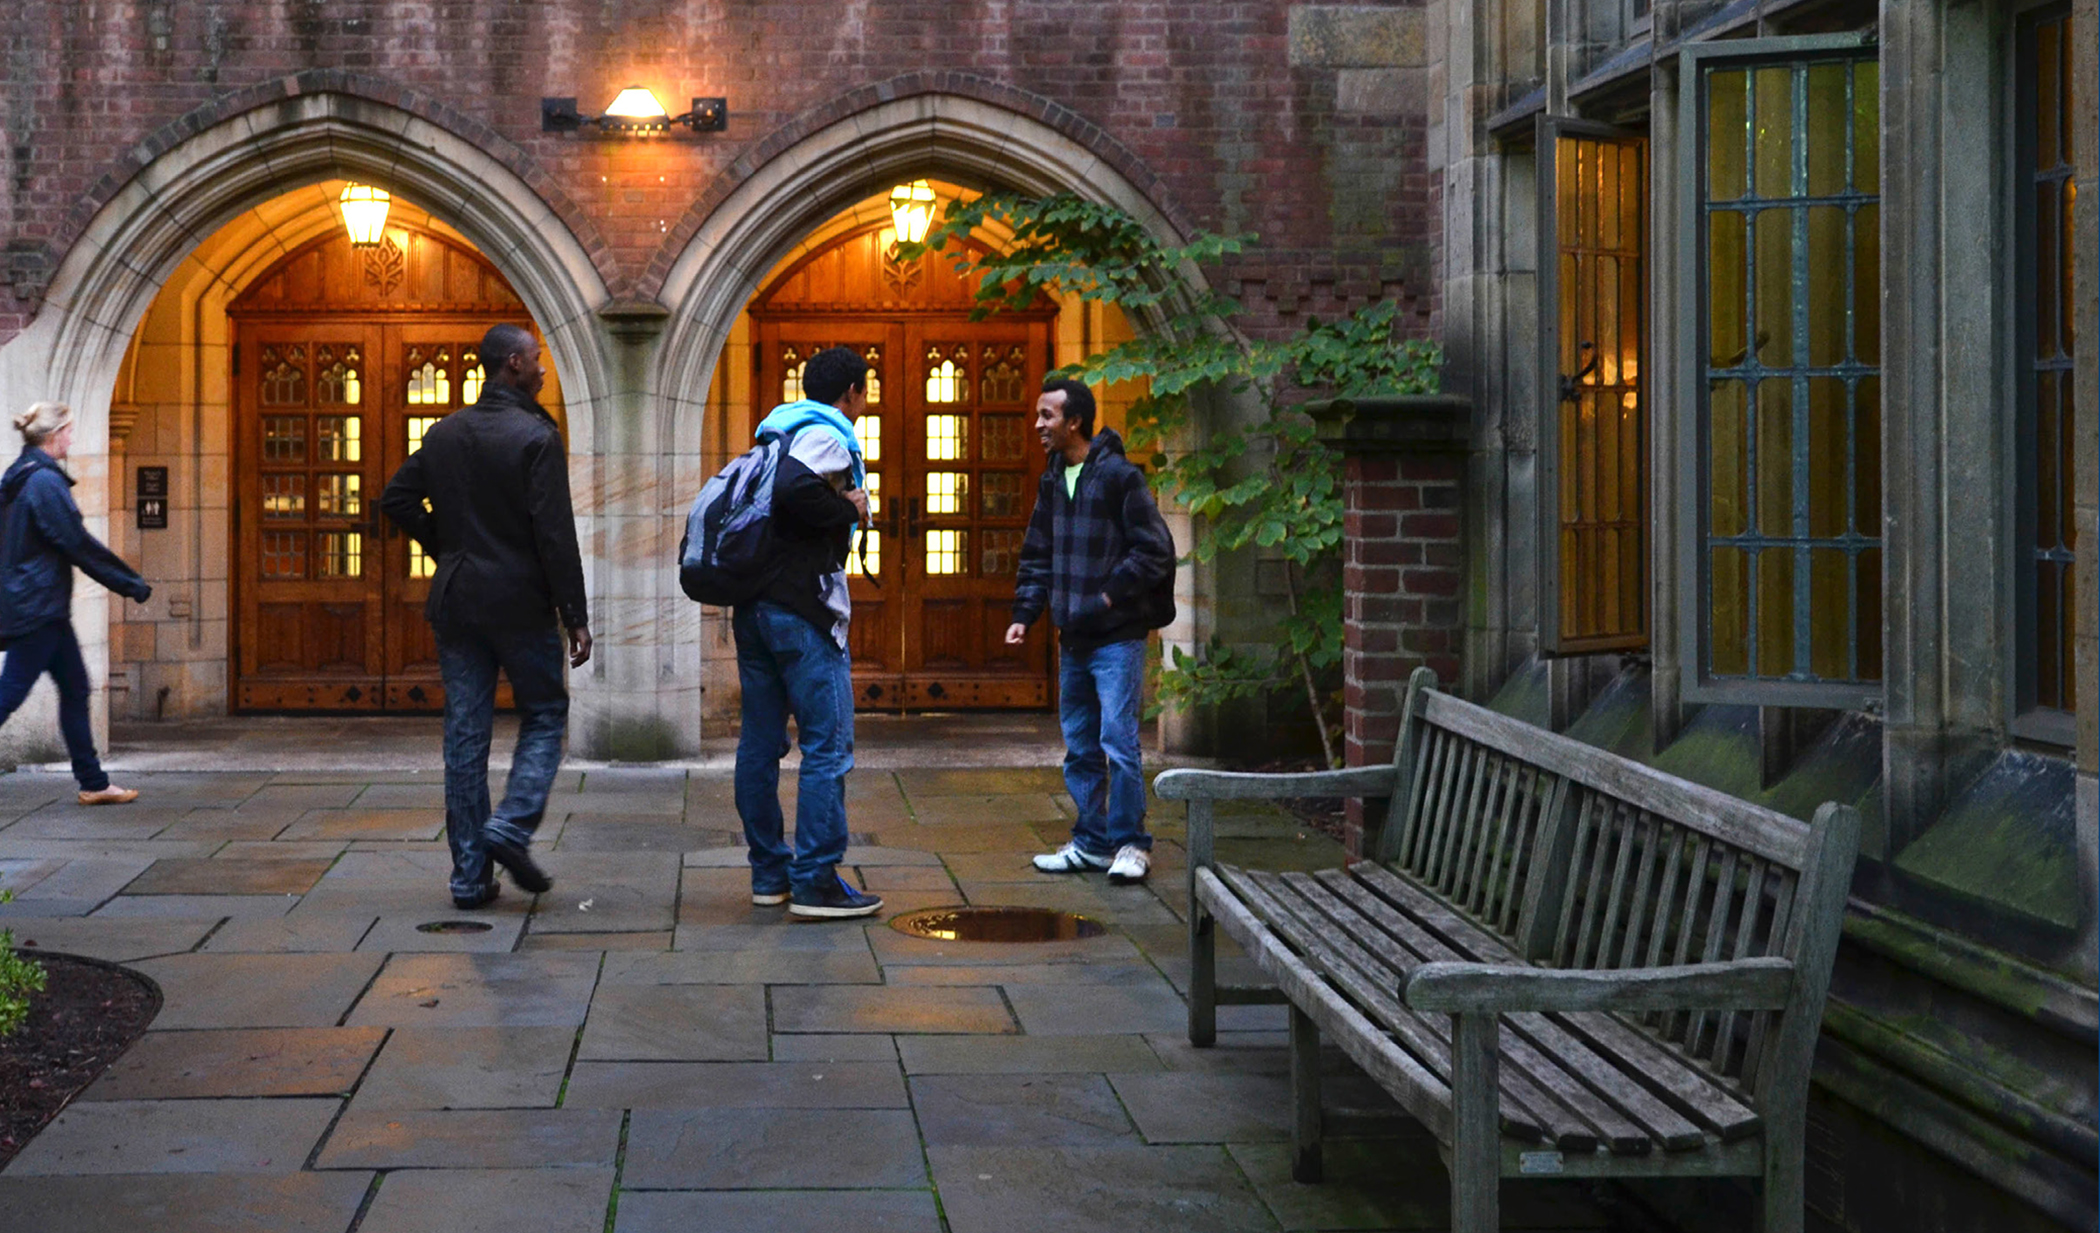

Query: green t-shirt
[1064,461,1085,500]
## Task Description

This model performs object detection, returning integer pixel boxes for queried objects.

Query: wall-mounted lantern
[887,180,938,246]
[541,87,728,135]
[339,184,392,248]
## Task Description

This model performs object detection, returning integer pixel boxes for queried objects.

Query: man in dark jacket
[0,402,151,805]
[1005,378,1176,884]
[381,324,591,909]
[734,346,883,920]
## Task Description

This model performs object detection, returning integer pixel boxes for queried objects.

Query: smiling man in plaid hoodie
[1004,378,1177,884]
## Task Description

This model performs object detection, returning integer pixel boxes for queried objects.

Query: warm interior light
[888,180,938,246]
[602,85,669,128]
[339,184,391,248]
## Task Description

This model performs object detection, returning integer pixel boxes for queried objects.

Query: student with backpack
[722,346,883,920]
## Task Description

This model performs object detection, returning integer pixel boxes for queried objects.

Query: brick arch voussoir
[634,71,1194,302]
[53,69,618,299]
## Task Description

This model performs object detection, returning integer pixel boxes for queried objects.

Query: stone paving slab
[883,961,1174,987]
[897,1033,1165,1075]
[10,855,155,902]
[559,1060,909,1109]
[91,893,299,920]
[7,916,216,962]
[908,793,1070,825]
[867,925,1142,967]
[672,922,881,953]
[214,840,351,862]
[0,1171,375,1233]
[278,809,443,841]
[615,1189,943,1233]
[554,820,737,852]
[1110,1071,1294,1144]
[869,822,1049,853]
[355,1167,614,1233]
[598,948,880,985]
[349,1026,576,1110]
[82,1027,387,1101]
[928,1143,1280,1233]
[770,984,1017,1034]
[577,983,768,1061]
[346,951,600,1027]
[856,864,961,892]
[529,852,680,934]
[132,952,385,1028]
[769,1033,899,1062]
[681,843,944,868]
[204,914,378,953]
[520,930,674,951]
[150,813,294,843]
[4,1098,340,1175]
[123,858,333,896]
[1004,982,1190,1037]
[896,768,1069,796]
[315,1108,623,1170]
[910,1073,1140,1146]
[622,1107,926,1189]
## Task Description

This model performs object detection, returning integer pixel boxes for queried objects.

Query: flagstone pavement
[0,764,1647,1232]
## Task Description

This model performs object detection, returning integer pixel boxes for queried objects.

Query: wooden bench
[1154,669,1858,1233]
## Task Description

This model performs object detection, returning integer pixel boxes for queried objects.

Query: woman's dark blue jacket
[0,447,149,640]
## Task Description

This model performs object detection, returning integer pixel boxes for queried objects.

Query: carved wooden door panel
[898,321,1054,708]
[233,324,389,709]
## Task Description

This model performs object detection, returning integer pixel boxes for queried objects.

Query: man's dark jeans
[437,622,569,900]
[732,601,853,895]
[0,620,109,792]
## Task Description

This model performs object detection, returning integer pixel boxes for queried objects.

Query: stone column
[1310,395,1471,857]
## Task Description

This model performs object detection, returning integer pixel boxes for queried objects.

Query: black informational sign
[136,466,168,530]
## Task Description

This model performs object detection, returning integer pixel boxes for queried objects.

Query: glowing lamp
[601,85,670,132]
[888,180,937,246]
[339,184,391,248]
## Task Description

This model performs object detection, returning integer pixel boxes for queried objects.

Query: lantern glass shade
[888,180,937,246]
[339,184,391,248]
[603,86,669,126]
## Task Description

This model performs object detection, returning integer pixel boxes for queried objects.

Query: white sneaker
[1033,842,1111,873]
[1107,845,1151,885]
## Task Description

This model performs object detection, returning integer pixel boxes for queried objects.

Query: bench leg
[1450,1013,1500,1233]
[1188,907,1217,1048]
[1289,1004,1323,1183]
[1758,1119,1805,1233]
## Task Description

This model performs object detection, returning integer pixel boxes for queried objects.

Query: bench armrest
[1403,957,1796,1014]
[1154,766,1398,802]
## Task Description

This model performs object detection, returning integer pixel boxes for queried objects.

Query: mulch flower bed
[1233,756,1349,844]
[0,951,160,1166]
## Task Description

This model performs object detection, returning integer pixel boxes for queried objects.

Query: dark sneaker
[485,836,552,894]
[788,872,884,920]
[453,877,501,911]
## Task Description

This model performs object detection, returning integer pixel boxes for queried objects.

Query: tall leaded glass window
[2015,6,2079,728]
[1684,40,1882,703]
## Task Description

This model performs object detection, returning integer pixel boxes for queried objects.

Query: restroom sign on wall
[136,466,168,530]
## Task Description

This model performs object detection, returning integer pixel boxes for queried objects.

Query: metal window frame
[1537,113,1653,655]
[1676,32,1883,709]
[2008,2,2080,746]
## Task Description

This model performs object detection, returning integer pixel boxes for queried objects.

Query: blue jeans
[1059,638,1150,857]
[733,602,853,894]
[437,623,569,899]
[0,620,109,792]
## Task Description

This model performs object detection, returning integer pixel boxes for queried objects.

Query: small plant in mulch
[0,890,48,1036]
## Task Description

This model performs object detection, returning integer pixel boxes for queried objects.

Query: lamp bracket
[540,96,727,136]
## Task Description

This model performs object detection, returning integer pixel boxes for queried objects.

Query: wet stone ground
[0,766,1635,1232]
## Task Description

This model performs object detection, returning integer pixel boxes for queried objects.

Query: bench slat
[1418,690,1810,867]
[1308,869,1709,1153]
[1193,867,1455,1140]
[1233,867,1595,1150]
[1350,862,1763,1141]
[1279,871,1681,1156]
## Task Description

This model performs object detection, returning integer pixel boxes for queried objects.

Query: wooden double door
[232,319,508,711]
[756,317,1056,709]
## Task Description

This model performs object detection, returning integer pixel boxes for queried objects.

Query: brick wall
[0,1,1435,344]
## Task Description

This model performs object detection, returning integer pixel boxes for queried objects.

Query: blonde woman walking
[0,403,150,804]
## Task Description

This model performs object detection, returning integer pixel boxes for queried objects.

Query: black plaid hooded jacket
[1011,428,1177,649]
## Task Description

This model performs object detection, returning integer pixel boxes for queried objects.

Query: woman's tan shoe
[77,785,139,805]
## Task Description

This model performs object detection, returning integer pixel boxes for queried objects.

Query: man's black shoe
[453,878,501,911]
[485,836,552,894]
[788,872,884,920]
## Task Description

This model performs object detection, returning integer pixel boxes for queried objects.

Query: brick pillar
[1309,396,1471,858]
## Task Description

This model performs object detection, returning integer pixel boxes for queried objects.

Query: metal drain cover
[415,920,495,934]
[889,905,1107,943]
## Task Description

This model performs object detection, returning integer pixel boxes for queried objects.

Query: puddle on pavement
[889,905,1107,943]
[416,920,496,934]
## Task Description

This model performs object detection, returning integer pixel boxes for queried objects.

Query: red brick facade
[0,2,1434,343]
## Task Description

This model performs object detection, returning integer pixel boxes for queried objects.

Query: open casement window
[2012,4,2079,742]
[1538,116,1649,654]
[1678,35,1884,707]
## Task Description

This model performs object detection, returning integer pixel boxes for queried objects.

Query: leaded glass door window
[1680,37,1884,706]
[1538,116,1649,654]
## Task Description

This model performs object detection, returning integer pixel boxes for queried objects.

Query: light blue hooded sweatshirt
[755,400,865,490]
